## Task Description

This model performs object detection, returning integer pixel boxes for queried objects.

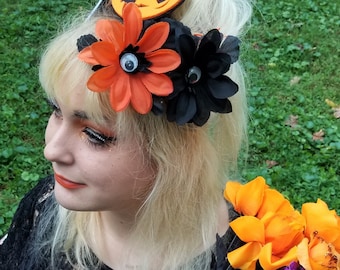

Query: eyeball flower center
[120,52,139,73]
[187,66,202,84]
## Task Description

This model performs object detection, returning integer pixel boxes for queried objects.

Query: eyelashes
[46,98,117,148]
[82,127,117,148]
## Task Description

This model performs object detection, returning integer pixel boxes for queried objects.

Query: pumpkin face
[111,0,184,19]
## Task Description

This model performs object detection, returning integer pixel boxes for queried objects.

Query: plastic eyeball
[187,66,202,84]
[120,53,138,73]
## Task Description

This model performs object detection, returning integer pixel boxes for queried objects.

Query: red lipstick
[54,173,86,189]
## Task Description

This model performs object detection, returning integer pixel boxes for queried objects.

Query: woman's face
[44,85,155,214]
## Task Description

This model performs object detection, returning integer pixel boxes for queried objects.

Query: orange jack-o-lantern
[111,0,184,19]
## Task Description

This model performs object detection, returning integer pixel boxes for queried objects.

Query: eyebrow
[73,109,112,126]
[73,110,89,120]
[47,98,110,124]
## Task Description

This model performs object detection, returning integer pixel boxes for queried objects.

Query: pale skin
[44,83,229,268]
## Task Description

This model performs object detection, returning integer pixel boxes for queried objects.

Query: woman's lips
[54,173,86,189]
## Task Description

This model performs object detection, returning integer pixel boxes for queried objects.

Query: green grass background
[0,0,339,236]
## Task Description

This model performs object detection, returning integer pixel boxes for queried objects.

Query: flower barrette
[77,1,241,126]
[78,3,180,114]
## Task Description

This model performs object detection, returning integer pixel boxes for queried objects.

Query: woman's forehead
[50,77,116,125]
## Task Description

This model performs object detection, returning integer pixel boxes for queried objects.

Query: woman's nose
[44,120,75,164]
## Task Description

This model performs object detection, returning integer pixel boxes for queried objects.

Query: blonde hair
[38,0,252,269]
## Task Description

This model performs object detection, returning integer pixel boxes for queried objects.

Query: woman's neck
[89,209,139,269]
[89,196,230,269]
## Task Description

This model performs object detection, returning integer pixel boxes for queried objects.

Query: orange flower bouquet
[224,176,340,270]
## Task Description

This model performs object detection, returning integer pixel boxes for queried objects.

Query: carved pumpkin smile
[111,0,184,19]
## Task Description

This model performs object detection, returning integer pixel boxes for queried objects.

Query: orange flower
[224,176,294,218]
[297,237,340,270]
[224,176,267,216]
[302,199,340,246]
[261,211,305,256]
[297,199,340,269]
[225,177,305,269]
[228,211,305,269]
[259,243,298,270]
[78,3,181,114]
[228,216,264,269]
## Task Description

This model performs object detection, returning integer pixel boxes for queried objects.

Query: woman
[0,0,252,269]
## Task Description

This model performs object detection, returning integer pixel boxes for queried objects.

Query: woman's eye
[46,99,62,119]
[82,127,116,147]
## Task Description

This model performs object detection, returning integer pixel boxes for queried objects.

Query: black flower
[166,29,240,126]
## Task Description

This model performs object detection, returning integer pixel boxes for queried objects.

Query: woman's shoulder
[8,175,55,230]
[0,175,55,269]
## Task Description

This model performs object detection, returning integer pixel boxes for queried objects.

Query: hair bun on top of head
[77,1,241,126]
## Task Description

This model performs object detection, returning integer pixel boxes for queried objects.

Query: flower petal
[191,83,231,117]
[197,29,222,56]
[261,211,305,255]
[259,243,298,270]
[109,71,131,112]
[219,35,240,64]
[230,216,265,243]
[206,53,231,78]
[147,49,181,73]
[168,72,187,98]
[301,235,340,270]
[168,92,197,125]
[137,22,170,53]
[96,19,124,49]
[78,47,100,65]
[297,238,312,270]
[177,34,196,67]
[87,65,118,92]
[228,242,262,270]
[235,176,266,216]
[123,3,142,47]
[192,91,211,126]
[224,181,242,209]
[130,76,153,114]
[140,73,173,96]
[302,199,340,243]
[207,76,238,99]
[257,189,294,219]
[176,93,197,124]
[90,42,119,66]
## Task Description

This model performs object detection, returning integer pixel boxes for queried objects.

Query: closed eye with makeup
[46,98,117,149]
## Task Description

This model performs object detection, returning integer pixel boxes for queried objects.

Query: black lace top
[0,176,244,270]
